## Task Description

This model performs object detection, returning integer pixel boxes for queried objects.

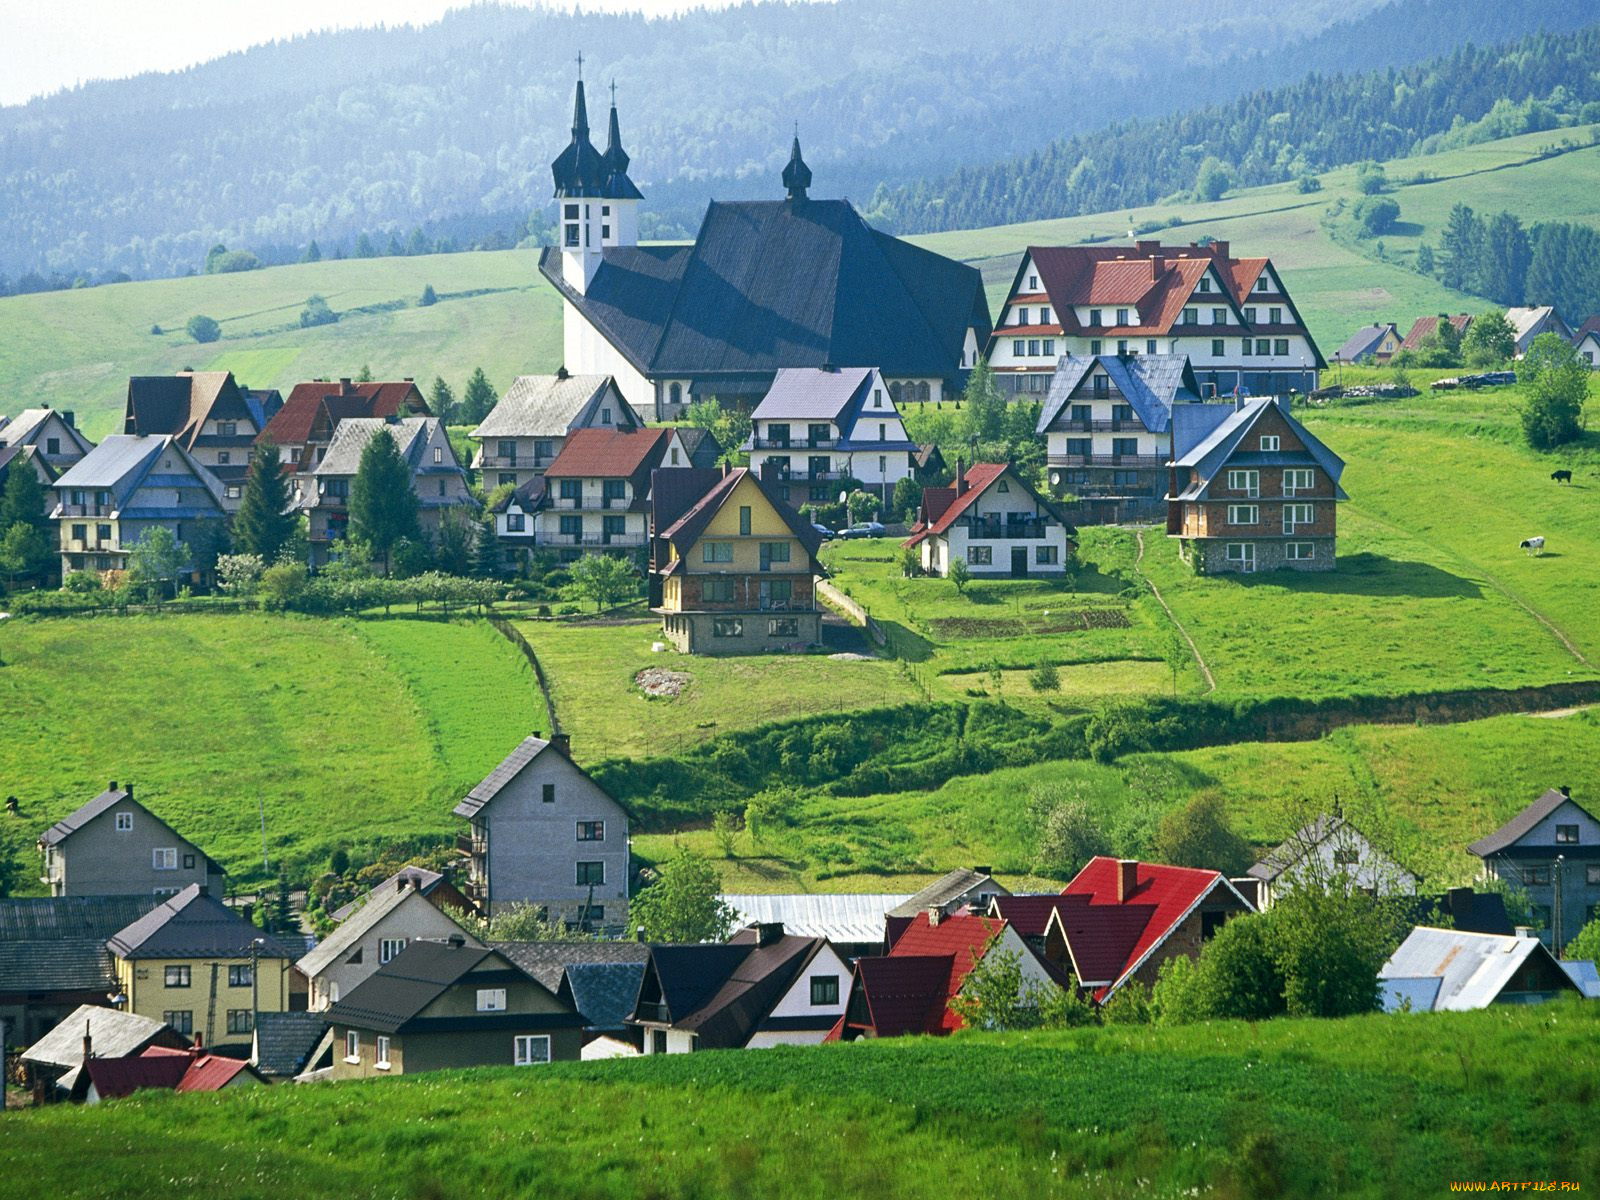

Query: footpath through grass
[0,615,542,888]
[5,1004,1596,1199]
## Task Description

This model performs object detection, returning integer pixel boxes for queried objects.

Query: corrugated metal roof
[53,435,166,492]
[1379,976,1443,1013]
[885,869,1008,918]
[719,894,911,943]
[1379,927,1573,1011]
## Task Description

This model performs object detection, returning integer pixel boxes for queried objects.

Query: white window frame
[1226,505,1259,526]
[375,1035,391,1069]
[1226,469,1259,498]
[476,988,507,1013]
[345,1030,360,1062]
[115,812,133,832]
[1283,503,1314,534]
[379,937,407,965]
[514,1034,550,1066]
[1259,435,1280,452]
[1283,468,1315,495]
[1225,542,1257,572]
[153,847,178,870]
[1286,542,1315,561]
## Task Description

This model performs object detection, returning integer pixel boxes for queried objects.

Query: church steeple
[602,80,643,203]
[782,133,812,203]
[551,60,607,199]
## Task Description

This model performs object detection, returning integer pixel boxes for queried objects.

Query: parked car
[838,522,886,540]
[810,523,837,541]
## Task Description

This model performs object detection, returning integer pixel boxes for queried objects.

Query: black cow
[1552,470,1573,484]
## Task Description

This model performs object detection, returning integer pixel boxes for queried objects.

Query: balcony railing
[456,834,486,857]
[752,436,836,450]
[57,503,112,518]
[537,532,647,548]
[1055,418,1147,432]
[552,496,630,510]
[761,468,843,482]
[960,518,1059,540]
[1049,454,1166,469]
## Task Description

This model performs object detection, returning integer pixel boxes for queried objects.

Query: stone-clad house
[470,371,641,494]
[455,735,630,930]
[1166,396,1347,574]
[1469,787,1600,952]
[37,782,226,898]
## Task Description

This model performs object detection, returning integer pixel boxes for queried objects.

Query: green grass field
[4,126,1595,438]
[5,1005,1596,1198]
[0,616,544,889]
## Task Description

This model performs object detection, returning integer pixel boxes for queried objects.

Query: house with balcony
[1469,787,1600,952]
[744,366,915,506]
[1166,396,1347,574]
[303,416,472,566]
[1037,353,1207,523]
[903,461,1074,579]
[122,371,282,506]
[0,406,94,472]
[650,466,826,654]
[470,371,640,494]
[259,378,429,477]
[531,426,683,561]
[37,781,226,899]
[986,240,1324,399]
[51,435,228,580]
[454,734,630,929]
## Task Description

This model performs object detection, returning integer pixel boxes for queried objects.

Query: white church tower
[551,67,641,296]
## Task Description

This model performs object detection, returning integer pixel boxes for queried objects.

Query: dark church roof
[539,196,991,384]
[551,79,608,198]
[602,95,643,202]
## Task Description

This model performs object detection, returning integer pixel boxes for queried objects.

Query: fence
[487,617,562,735]
[814,577,931,699]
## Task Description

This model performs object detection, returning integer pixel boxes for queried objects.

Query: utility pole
[1554,855,1565,952]
[251,937,264,1039]
[258,794,269,872]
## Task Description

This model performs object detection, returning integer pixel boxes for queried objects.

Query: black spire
[551,66,607,198]
[782,133,812,203]
[602,80,643,201]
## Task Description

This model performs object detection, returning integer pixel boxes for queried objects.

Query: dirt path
[1133,530,1216,694]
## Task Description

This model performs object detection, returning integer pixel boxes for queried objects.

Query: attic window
[1116,308,1129,325]
[433,447,443,463]
[1198,278,1212,293]
[477,988,508,1012]
[1028,274,1038,290]
[380,938,407,964]
[543,783,556,803]
[115,812,133,832]
[1557,825,1579,844]
[601,409,612,425]
[873,389,883,407]
[1256,277,1269,292]
[997,480,1010,492]
[1260,436,1279,452]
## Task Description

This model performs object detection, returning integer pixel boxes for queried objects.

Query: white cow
[1520,537,1545,556]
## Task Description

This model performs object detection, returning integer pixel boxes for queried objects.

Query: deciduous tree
[1518,332,1589,451]
[630,847,736,942]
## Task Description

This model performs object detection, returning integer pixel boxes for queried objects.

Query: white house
[531,426,685,560]
[1573,319,1600,368]
[1505,306,1574,358]
[0,406,94,472]
[1246,814,1418,909]
[470,371,640,494]
[903,461,1075,578]
[745,366,916,507]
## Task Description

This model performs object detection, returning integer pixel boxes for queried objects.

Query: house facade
[903,461,1075,578]
[1246,814,1419,908]
[302,416,473,565]
[454,735,631,928]
[745,367,916,506]
[122,371,281,504]
[1332,323,1402,365]
[987,240,1323,399]
[258,378,429,473]
[106,884,298,1050]
[1572,318,1600,368]
[540,79,989,421]
[1166,396,1347,574]
[51,435,228,579]
[650,467,825,654]
[1036,353,1205,522]
[37,782,225,898]
[1399,314,1473,355]
[1505,307,1574,358]
[299,874,482,1011]
[0,406,94,472]
[533,425,683,559]
[1469,787,1600,951]
[328,940,584,1079]
[471,371,640,493]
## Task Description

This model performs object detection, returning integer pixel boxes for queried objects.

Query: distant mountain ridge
[0,0,1551,280]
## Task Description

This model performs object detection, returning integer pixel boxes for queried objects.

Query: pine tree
[1439,203,1484,293]
[302,240,322,263]
[474,516,504,578]
[462,368,498,425]
[428,376,457,425]
[1484,211,1531,307]
[349,427,421,575]
[0,455,51,540]
[1415,244,1434,277]
[961,358,1005,444]
[356,364,374,384]
[233,441,297,563]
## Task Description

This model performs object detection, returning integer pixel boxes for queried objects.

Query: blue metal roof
[1038,354,1203,435]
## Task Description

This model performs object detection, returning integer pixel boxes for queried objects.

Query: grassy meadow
[5,1004,1597,1199]
[4,126,1596,438]
[0,615,544,889]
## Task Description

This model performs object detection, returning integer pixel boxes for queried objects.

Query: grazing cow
[1521,537,1546,556]
[1552,470,1573,484]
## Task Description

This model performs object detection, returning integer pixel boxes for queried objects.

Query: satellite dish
[1049,471,1061,487]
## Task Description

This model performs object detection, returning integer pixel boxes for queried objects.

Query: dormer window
[1016,307,1029,326]
[1198,277,1212,293]
[1115,308,1129,326]
[1260,435,1280,452]
[997,480,1010,492]
[1089,308,1103,327]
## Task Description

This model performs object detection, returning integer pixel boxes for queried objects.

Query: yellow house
[650,467,825,654]
[106,884,299,1049]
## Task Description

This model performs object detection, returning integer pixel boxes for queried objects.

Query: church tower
[551,67,608,295]
[600,82,643,249]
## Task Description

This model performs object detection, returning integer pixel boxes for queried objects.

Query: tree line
[1432,204,1600,324]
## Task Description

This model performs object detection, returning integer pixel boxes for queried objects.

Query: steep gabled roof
[1400,314,1473,353]
[251,1011,330,1077]
[1468,788,1596,858]
[38,785,139,847]
[0,407,94,455]
[851,955,951,1036]
[885,868,1009,919]
[903,465,1074,549]
[1168,397,1348,502]
[543,426,674,481]
[328,865,462,922]
[471,374,632,440]
[875,912,1006,1034]
[663,931,826,1047]
[539,197,989,382]
[298,879,476,977]
[261,381,426,447]
[1037,354,1201,435]
[750,367,876,422]
[123,372,249,448]
[675,427,723,469]
[311,417,435,478]
[107,885,297,961]
[52,435,228,514]
[632,943,752,1026]
[988,894,1069,939]
[456,736,624,821]
[655,467,824,564]
[557,961,648,1034]
[1333,323,1397,362]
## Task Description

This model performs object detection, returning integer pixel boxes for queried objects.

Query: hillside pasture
[0,615,542,889]
[5,1005,1597,1198]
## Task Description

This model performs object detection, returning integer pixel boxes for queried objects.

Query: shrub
[258,561,309,610]
[299,295,337,328]
[62,570,102,593]
[1150,792,1253,875]
[1028,661,1060,693]
[1353,196,1400,236]
[186,315,222,343]
[1354,162,1388,194]
[1518,332,1589,450]
[419,284,437,307]
[1295,174,1322,194]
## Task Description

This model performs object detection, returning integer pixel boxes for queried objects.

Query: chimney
[635,925,647,943]
[926,907,942,927]
[397,876,410,893]
[1151,255,1165,279]
[955,458,968,495]
[82,1022,92,1064]
[241,903,253,925]
[403,377,414,383]
[722,460,732,478]
[62,410,76,428]
[1134,240,1160,256]
[1116,859,1139,902]
[550,733,571,758]
[125,782,133,800]
[1560,785,1571,799]
[108,780,118,794]
[1514,926,1534,939]
[556,366,570,381]
[446,934,466,948]
[756,921,785,947]
[192,1030,204,1053]
[1446,886,1473,919]
[1210,240,1230,260]
[339,378,353,394]
[972,866,991,877]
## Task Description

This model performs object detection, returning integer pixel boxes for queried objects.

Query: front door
[1011,546,1028,578]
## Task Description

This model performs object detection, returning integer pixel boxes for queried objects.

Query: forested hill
[0,0,1582,282]
[876,20,1600,235]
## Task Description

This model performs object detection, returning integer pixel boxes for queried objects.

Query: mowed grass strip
[5,1005,1597,1198]
[0,615,540,887]
[514,618,921,761]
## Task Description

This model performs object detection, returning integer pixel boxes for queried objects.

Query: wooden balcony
[1048,454,1166,469]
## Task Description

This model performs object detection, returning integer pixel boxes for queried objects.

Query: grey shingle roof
[471,375,632,439]
[298,882,475,977]
[490,940,650,992]
[886,869,1009,918]
[251,1011,330,1077]
[52,435,227,512]
[0,408,92,455]
[454,736,553,818]
[0,896,160,995]
[1169,397,1348,502]
[1333,324,1394,362]
[1038,354,1202,436]
[38,786,133,846]
[749,367,875,422]
[329,866,446,922]
[675,427,723,469]
[311,417,432,478]
[1468,788,1590,858]
[22,1005,185,1068]
[539,197,989,383]
[558,961,646,1033]
[107,885,297,961]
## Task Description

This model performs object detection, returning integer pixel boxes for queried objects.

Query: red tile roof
[84,1053,189,1099]
[543,426,674,479]
[1052,857,1240,1001]
[1400,314,1473,353]
[902,463,1008,547]
[880,912,1005,1034]
[989,894,1069,939]
[175,1053,256,1092]
[261,381,424,446]
[1577,316,1600,341]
